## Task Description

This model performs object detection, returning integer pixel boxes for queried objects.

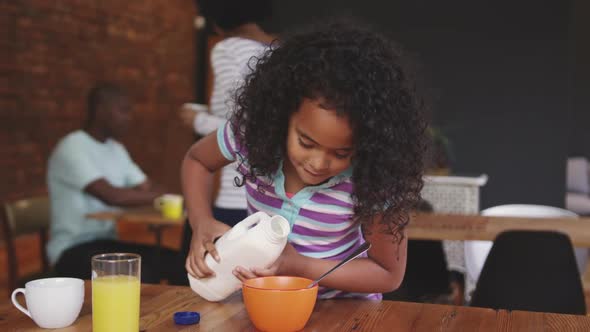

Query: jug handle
[225,211,268,241]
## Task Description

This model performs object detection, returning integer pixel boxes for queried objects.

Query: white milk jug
[188,211,291,301]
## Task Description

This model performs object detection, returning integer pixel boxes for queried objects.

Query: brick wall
[0,1,197,201]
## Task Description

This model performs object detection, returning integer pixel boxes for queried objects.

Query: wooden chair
[1,196,54,292]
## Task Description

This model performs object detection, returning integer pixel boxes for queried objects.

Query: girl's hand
[185,218,231,279]
[232,244,301,282]
[232,265,279,281]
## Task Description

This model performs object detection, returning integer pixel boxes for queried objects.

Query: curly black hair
[197,0,272,31]
[231,20,427,241]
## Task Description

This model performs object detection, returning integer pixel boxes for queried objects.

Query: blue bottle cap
[174,311,200,325]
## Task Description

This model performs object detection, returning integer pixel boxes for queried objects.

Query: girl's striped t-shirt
[217,121,381,300]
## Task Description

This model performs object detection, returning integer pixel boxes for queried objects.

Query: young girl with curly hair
[182,21,427,299]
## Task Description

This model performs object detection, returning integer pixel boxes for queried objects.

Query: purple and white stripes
[217,120,380,301]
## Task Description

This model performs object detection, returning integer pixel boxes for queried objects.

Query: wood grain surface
[2,282,590,331]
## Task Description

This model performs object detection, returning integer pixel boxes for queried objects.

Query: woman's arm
[182,42,239,136]
[181,131,233,277]
[179,104,226,136]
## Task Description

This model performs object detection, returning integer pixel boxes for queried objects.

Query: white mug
[11,277,84,328]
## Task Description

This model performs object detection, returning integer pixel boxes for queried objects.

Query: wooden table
[87,207,184,248]
[88,209,590,247]
[87,207,183,225]
[408,212,590,246]
[2,282,589,331]
[87,208,184,281]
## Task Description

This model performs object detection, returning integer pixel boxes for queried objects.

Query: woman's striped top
[193,37,268,209]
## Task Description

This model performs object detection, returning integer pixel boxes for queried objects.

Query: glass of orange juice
[92,253,141,332]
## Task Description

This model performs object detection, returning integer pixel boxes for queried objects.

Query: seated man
[47,83,182,284]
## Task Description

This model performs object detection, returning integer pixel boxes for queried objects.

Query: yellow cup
[154,194,184,220]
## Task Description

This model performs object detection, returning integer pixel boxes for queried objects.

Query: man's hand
[85,178,164,207]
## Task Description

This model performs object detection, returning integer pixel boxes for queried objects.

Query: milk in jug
[188,211,291,301]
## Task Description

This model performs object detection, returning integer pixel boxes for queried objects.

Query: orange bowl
[242,276,318,332]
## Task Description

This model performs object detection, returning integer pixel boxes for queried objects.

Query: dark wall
[270,0,574,209]
[570,0,590,158]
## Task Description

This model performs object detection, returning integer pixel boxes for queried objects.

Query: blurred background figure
[47,83,181,284]
[179,0,274,224]
[179,0,275,272]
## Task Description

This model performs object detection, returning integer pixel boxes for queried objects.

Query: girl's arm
[294,216,407,293]
[237,215,407,294]
[181,131,233,278]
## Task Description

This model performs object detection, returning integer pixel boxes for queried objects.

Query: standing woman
[179,0,275,267]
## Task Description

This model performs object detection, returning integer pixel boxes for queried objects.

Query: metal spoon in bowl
[306,242,372,289]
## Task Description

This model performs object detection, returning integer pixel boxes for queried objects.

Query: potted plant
[425,126,453,176]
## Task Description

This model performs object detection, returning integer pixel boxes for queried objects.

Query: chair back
[1,196,51,292]
[4,196,51,236]
[464,204,585,301]
[470,230,586,315]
